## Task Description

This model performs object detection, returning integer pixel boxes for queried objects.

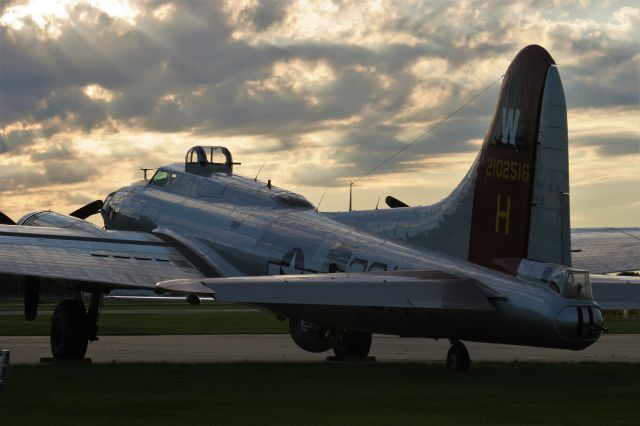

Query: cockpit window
[149,170,178,188]
[150,170,169,187]
[274,193,314,209]
[562,271,592,300]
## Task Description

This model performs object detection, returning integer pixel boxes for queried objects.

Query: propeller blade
[0,211,16,225]
[385,196,409,209]
[69,200,104,219]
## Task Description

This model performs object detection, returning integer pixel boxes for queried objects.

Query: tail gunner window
[563,271,592,300]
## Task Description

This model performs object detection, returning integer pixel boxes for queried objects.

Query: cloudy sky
[0,0,638,226]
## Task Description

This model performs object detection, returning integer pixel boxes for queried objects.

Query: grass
[1,298,639,335]
[0,299,288,335]
[603,319,640,334]
[1,362,639,425]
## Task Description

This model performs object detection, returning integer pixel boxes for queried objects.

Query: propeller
[385,196,409,209]
[0,211,16,225]
[69,200,104,219]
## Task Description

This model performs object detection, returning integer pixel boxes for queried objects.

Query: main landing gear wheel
[50,299,89,359]
[447,340,470,372]
[332,330,372,360]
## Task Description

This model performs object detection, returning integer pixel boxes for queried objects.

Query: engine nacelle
[18,211,104,236]
[289,318,334,353]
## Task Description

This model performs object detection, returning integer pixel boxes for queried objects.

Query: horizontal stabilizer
[157,271,504,311]
[572,227,640,273]
[591,274,640,310]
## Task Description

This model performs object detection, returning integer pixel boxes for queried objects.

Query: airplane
[1,45,639,370]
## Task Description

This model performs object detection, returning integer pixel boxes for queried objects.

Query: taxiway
[3,334,640,364]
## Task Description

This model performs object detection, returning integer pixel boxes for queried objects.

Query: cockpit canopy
[185,146,237,175]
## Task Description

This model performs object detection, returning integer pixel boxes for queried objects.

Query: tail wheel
[332,330,372,360]
[50,299,89,359]
[447,341,471,372]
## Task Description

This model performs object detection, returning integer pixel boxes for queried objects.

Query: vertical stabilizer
[468,45,569,274]
[328,46,571,274]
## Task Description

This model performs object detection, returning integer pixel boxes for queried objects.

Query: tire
[289,319,333,353]
[50,299,89,359]
[332,330,372,360]
[447,342,471,371]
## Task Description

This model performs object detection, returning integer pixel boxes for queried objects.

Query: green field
[1,298,639,335]
[0,299,288,335]
[604,318,640,334]
[1,362,639,425]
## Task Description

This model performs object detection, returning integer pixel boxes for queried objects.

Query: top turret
[185,146,239,175]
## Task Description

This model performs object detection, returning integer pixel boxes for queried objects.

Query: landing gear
[50,299,88,359]
[332,330,372,360]
[24,276,40,321]
[50,293,103,359]
[289,319,334,353]
[447,339,470,371]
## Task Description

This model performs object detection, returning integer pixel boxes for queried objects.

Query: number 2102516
[485,157,530,182]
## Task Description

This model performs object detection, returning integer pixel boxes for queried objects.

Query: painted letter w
[501,107,520,146]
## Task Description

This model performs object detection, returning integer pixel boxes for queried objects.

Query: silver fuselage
[103,164,602,350]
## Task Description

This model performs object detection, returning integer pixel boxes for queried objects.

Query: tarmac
[3,334,640,364]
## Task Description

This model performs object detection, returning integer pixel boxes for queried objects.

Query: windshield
[149,170,169,186]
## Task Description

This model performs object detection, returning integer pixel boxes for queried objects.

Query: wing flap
[157,272,501,311]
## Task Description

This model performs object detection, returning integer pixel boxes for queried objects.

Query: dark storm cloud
[29,144,75,162]
[0,128,37,152]
[0,152,94,192]
[239,0,291,32]
[43,161,93,185]
[0,167,46,192]
[551,31,639,109]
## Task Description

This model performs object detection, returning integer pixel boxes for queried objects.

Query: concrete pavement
[2,334,640,364]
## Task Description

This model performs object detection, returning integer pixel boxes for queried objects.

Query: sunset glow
[1,0,638,226]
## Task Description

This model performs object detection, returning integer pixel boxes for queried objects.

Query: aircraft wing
[157,271,505,311]
[0,224,207,292]
[571,227,640,273]
[590,274,640,310]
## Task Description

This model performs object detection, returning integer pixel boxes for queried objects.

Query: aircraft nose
[101,192,117,224]
[557,305,604,344]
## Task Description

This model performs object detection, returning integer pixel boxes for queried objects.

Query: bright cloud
[0,0,638,227]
